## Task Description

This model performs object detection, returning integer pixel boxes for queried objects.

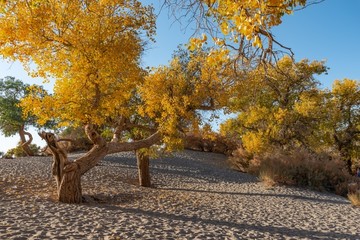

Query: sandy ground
[0,150,359,239]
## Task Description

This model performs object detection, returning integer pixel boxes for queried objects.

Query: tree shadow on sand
[92,204,357,239]
[104,150,258,184]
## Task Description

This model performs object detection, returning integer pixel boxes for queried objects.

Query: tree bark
[19,125,34,156]
[136,150,151,187]
[334,133,353,174]
[39,125,161,204]
[107,131,161,154]
[39,125,108,203]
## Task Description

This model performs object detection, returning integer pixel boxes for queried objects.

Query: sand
[0,150,359,239]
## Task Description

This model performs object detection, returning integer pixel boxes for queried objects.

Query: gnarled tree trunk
[40,124,161,204]
[136,150,151,187]
[39,125,108,203]
[19,125,34,156]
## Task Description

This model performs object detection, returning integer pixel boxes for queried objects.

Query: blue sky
[0,0,359,153]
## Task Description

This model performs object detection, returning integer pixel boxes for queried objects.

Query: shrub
[262,148,351,195]
[184,132,238,155]
[228,147,254,172]
[5,143,40,158]
[348,192,360,207]
[231,147,352,196]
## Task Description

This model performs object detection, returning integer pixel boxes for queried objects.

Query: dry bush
[348,192,360,207]
[228,147,254,172]
[258,148,352,195]
[231,147,353,196]
[348,182,360,194]
[347,182,360,206]
[64,138,92,152]
[184,132,238,155]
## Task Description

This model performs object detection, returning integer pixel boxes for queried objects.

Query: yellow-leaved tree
[221,56,327,154]
[329,79,360,173]
[165,0,321,61]
[0,0,318,203]
[0,0,161,203]
[139,46,234,149]
[296,79,360,173]
[0,0,238,203]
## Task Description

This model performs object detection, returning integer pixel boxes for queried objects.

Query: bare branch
[57,138,74,143]
[21,130,33,147]
[294,0,326,11]
[107,131,162,154]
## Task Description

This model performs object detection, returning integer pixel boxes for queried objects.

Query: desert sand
[0,150,359,239]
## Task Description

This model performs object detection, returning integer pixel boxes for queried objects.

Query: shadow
[102,150,349,205]
[159,187,349,205]
[94,205,358,239]
[82,192,143,206]
[104,150,258,184]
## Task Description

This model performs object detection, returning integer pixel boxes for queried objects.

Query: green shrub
[5,143,40,158]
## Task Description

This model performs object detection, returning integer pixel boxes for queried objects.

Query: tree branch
[21,130,33,147]
[107,131,162,154]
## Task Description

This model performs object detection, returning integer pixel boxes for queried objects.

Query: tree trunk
[39,125,108,204]
[19,125,34,156]
[346,158,353,175]
[136,150,151,187]
[58,165,82,203]
[340,149,353,174]
[39,126,161,204]
[334,133,353,174]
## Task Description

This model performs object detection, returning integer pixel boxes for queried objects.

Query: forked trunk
[136,150,151,187]
[39,125,107,204]
[39,125,161,204]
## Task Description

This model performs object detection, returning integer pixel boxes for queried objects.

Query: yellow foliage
[188,34,208,51]
[274,108,288,123]
[332,78,359,99]
[294,92,323,117]
[2,0,156,126]
[242,131,268,154]
[138,47,233,145]
[200,0,306,48]
[227,56,328,155]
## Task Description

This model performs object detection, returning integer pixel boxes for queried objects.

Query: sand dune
[0,150,359,239]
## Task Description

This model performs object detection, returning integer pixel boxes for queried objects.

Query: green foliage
[100,127,114,142]
[0,76,52,137]
[0,76,30,137]
[5,143,40,158]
